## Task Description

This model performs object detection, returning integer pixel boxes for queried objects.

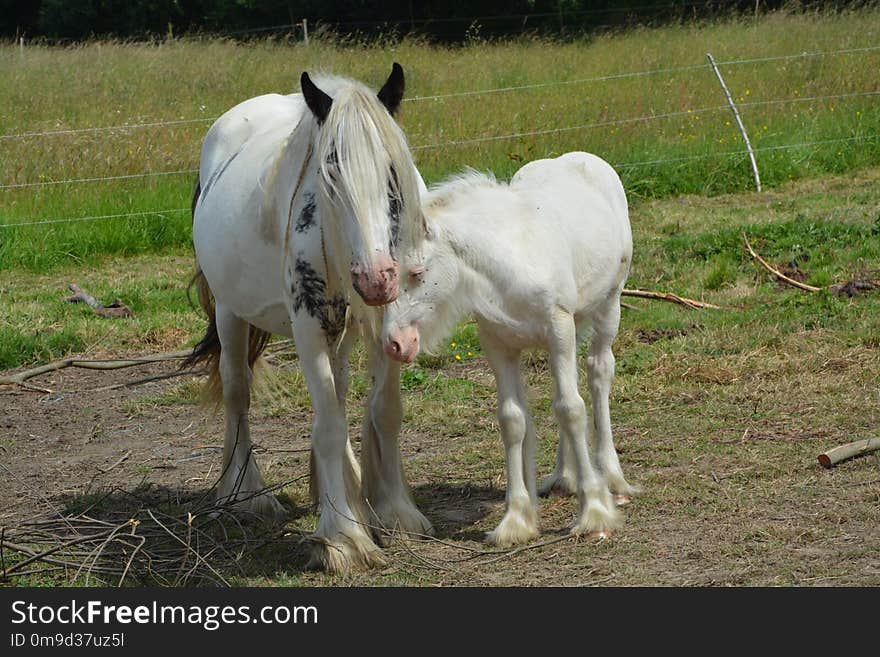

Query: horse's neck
[438,219,508,325]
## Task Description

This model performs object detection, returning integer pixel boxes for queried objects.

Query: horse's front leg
[482,331,539,547]
[214,305,286,520]
[293,317,384,572]
[360,339,433,541]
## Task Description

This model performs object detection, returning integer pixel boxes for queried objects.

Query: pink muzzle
[383,325,420,364]
[351,256,400,306]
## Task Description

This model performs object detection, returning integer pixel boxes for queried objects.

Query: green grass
[2,9,880,586]
[3,167,879,586]
[2,8,880,270]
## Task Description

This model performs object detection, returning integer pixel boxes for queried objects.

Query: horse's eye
[408,265,426,280]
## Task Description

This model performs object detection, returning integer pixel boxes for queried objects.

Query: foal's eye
[408,265,426,282]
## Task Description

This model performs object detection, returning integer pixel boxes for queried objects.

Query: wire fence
[3,45,878,142]
[3,133,877,230]
[2,43,879,228]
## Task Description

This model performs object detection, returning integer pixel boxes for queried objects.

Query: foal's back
[508,152,631,312]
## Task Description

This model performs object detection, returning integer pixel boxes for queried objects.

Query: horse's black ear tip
[392,62,403,74]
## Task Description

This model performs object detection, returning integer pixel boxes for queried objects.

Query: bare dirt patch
[2,348,879,587]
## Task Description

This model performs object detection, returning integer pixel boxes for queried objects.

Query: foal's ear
[301,72,332,125]
[377,62,405,116]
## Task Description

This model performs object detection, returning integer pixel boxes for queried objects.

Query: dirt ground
[2,351,878,588]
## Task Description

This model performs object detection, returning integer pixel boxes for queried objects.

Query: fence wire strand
[3,134,876,229]
[2,44,877,141]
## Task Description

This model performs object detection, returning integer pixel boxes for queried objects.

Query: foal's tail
[182,175,272,405]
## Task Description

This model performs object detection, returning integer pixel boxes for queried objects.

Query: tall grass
[1,8,879,271]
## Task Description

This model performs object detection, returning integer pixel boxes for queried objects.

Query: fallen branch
[621,288,723,310]
[0,350,192,392]
[742,234,822,292]
[66,283,133,318]
[817,437,880,469]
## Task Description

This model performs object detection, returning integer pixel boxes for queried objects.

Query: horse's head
[301,64,424,307]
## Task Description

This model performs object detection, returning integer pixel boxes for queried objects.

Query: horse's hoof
[613,494,632,506]
[537,472,578,498]
[307,534,387,574]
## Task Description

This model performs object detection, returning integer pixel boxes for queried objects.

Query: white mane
[424,169,499,212]
[312,75,424,259]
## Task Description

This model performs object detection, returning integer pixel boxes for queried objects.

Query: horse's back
[512,152,626,220]
[194,93,311,336]
[511,152,631,311]
[200,93,306,182]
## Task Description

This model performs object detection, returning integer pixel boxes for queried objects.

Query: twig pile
[0,483,304,586]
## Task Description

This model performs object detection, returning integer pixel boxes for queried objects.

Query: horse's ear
[301,72,332,125]
[377,62,405,116]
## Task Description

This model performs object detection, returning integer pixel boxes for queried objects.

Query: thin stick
[743,233,823,292]
[87,367,205,393]
[818,437,880,469]
[97,450,132,475]
[621,288,724,310]
[0,350,192,390]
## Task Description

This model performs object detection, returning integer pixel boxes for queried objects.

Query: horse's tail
[182,175,272,406]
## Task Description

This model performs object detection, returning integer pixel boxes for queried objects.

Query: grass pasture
[1,8,880,273]
[1,8,879,586]
[2,168,878,586]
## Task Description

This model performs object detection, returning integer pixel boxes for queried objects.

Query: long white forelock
[312,77,424,264]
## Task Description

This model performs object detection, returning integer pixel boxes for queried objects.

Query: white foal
[383,152,636,547]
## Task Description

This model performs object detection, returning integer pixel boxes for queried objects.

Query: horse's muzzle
[383,325,420,364]
[351,258,400,306]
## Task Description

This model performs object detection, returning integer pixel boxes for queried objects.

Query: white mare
[383,152,636,547]
[185,65,433,572]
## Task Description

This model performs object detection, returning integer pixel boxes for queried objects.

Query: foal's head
[301,64,423,306]
[381,219,462,364]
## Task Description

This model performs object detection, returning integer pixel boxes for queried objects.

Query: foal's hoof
[613,494,632,506]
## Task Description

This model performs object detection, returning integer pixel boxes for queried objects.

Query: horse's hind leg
[588,297,637,503]
[537,424,578,497]
[546,311,620,537]
[360,340,433,541]
[215,306,286,520]
[482,330,539,547]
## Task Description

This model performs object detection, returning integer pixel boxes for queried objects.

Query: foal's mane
[424,169,499,212]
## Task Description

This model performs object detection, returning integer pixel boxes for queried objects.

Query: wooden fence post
[707,52,762,192]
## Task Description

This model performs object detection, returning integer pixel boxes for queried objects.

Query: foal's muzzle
[383,325,420,364]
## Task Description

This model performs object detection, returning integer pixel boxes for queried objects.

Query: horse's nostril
[391,340,401,355]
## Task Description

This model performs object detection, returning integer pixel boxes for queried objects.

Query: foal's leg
[294,317,384,572]
[588,297,637,503]
[215,306,286,520]
[537,424,578,497]
[547,311,620,537]
[361,339,433,540]
[482,331,539,547]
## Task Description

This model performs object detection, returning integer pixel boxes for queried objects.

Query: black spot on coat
[295,192,317,233]
[292,258,348,341]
